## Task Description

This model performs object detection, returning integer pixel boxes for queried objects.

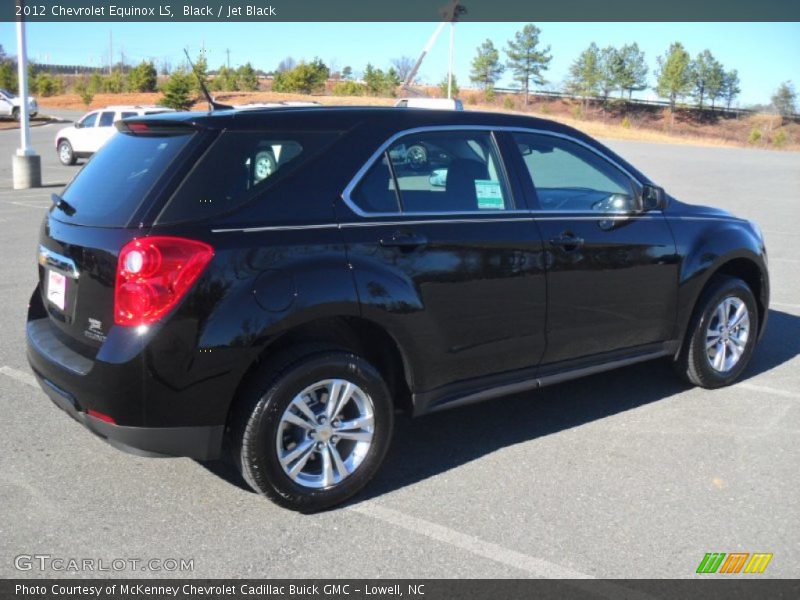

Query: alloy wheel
[275,379,375,489]
[705,296,750,373]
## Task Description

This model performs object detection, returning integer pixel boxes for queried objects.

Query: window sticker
[475,179,505,210]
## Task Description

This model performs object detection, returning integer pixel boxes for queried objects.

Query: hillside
[34,89,800,151]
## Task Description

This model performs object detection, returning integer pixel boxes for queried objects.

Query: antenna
[183,48,232,112]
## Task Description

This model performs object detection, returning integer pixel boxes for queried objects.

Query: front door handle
[549,232,584,251]
[380,231,428,249]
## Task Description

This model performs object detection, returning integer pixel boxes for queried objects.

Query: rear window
[57,131,195,227]
[156,130,340,224]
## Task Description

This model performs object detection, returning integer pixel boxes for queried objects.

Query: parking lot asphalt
[0,116,798,580]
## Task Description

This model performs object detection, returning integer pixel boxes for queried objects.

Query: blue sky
[1,22,798,106]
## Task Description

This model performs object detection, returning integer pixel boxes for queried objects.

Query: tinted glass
[80,112,98,128]
[158,130,339,224]
[513,133,636,212]
[350,154,400,213]
[57,131,195,227]
[98,111,115,127]
[121,111,137,119]
[351,131,512,214]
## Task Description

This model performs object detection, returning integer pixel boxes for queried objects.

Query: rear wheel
[11,107,19,122]
[229,347,393,513]
[674,276,758,388]
[57,140,76,166]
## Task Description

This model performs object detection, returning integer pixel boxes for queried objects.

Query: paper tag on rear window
[47,270,66,311]
[475,179,505,210]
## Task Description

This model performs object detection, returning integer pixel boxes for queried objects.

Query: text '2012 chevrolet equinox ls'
[27,107,769,512]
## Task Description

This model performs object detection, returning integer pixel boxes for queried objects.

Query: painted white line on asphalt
[7,201,48,210]
[0,365,38,388]
[736,382,800,401]
[771,301,800,311]
[351,502,593,578]
[770,257,800,264]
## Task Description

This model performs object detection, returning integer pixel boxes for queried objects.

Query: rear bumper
[29,366,223,460]
[26,313,224,461]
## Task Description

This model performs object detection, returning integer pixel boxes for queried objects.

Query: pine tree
[616,43,648,100]
[655,42,693,111]
[721,70,741,110]
[160,69,195,110]
[566,43,601,105]
[772,81,797,118]
[505,24,552,104]
[470,39,504,90]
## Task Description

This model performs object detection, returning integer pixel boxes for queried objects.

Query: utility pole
[12,0,41,189]
[226,48,230,69]
[447,22,455,99]
[108,30,112,75]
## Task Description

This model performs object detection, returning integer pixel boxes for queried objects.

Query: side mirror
[74,121,83,129]
[641,184,666,211]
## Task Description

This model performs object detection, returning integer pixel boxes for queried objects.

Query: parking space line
[0,365,37,388]
[736,381,800,400]
[771,301,800,311]
[350,502,593,578]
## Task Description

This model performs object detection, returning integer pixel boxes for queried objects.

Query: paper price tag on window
[475,179,505,210]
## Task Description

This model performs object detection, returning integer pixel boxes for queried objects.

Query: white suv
[55,105,174,165]
[0,88,38,120]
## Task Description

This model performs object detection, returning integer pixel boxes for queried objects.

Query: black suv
[27,107,769,512]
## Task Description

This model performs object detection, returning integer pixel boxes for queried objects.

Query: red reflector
[86,409,116,424]
[114,236,214,327]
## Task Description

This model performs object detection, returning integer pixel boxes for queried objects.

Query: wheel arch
[226,315,415,429]
[676,249,769,355]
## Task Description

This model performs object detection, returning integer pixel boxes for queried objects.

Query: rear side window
[121,111,137,119]
[57,131,195,227]
[350,130,513,214]
[157,130,340,224]
[98,111,115,127]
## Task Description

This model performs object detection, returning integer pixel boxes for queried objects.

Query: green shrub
[127,60,157,92]
[484,87,496,103]
[73,79,94,107]
[571,104,585,120]
[103,70,126,93]
[273,59,329,94]
[160,69,195,110]
[332,80,366,96]
[502,96,514,110]
[772,129,788,147]
[33,72,63,97]
[748,128,762,144]
[466,94,478,105]
[621,116,632,129]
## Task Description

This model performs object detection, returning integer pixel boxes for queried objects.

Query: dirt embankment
[34,89,800,151]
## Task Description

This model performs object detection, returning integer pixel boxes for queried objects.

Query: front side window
[350,130,512,214]
[513,133,638,213]
[158,130,339,224]
[79,112,98,128]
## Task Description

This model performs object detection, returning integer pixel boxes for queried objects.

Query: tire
[11,107,19,122]
[57,139,76,166]
[228,345,394,513]
[674,275,759,388]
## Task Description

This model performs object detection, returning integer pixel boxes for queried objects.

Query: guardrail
[491,87,800,119]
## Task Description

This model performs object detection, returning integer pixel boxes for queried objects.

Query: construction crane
[402,1,467,98]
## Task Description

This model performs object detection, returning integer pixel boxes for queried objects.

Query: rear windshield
[156,130,340,224]
[57,131,195,227]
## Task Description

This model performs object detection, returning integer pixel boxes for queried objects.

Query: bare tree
[391,56,415,83]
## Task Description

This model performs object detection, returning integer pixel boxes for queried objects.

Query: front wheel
[11,107,19,121]
[229,348,394,513]
[57,140,76,166]
[674,276,759,388]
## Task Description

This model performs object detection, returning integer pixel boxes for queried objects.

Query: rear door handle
[380,231,428,249]
[549,232,584,251]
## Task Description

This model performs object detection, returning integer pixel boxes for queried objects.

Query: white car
[55,105,174,166]
[0,88,38,120]
[394,97,464,111]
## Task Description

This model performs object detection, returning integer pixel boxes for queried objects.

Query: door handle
[549,232,584,251]
[380,231,428,249]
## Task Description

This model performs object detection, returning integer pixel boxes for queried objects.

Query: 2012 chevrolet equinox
[27,107,769,512]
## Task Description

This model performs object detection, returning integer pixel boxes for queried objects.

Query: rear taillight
[114,236,214,327]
